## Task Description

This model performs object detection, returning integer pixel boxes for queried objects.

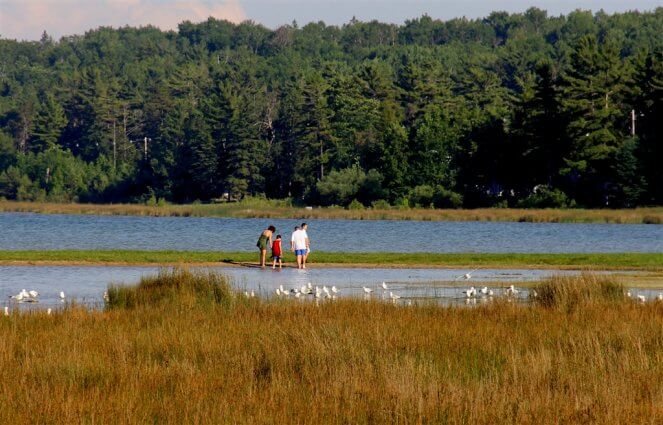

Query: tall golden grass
[0,270,661,423]
[2,199,662,224]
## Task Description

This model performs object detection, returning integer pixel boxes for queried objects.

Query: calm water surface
[1,266,660,310]
[2,212,662,253]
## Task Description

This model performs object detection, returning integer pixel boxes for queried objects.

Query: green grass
[1,250,661,270]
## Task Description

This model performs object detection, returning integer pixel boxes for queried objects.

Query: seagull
[307,282,313,290]
[657,293,663,301]
[362,287,373,294]
[532,290,538,298]
[389,292,401,300]
[322,286,330,297]
[626,291,632,298]
[47,308,52,315]
[464,287,476,298]
[60,291,66,300]
[103,291,110,302]
[506,285,519,296]
[250,290,255,298]
[381,282,388,291]
[295,292,301,298]
[279,285,285,293]
[275,288,282,297]
[3,307,8,316]
[637,295,646,303]
[457,269,478,280]
[331,286,339,294]
[244,291,250,298]
[28,290,39,298]
[480,287,489,295]
[488,289,494,296]
[10,292,24,302]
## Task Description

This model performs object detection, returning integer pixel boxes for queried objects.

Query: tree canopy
[1,8,661,207]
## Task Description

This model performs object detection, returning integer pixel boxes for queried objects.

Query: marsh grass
[107,268,234,309]
[533,273,625,311]
[0,272,661,423]
[2,200,662,224]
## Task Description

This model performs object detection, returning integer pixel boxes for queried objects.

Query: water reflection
[1,265,661,311]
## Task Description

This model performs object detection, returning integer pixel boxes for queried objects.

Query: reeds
[0,272,661,423]
[2,199,662,224]
[533,273,625,310]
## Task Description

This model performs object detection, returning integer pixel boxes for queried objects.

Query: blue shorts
[295,249,307,256]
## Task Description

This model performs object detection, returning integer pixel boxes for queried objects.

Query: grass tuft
[533,273,625,310]
[107,267,234,310]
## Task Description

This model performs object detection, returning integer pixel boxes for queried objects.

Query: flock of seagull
[4,270,663,314]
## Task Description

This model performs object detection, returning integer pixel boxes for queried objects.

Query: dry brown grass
[2,199,662,223]
[0,270,662,424]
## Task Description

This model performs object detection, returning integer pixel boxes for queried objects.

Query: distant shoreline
[1,201,662,224]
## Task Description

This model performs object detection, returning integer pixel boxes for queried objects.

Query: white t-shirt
[291,229,308,250]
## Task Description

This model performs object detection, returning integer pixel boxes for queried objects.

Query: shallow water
[1,265,660,311]
[2,212,662,253]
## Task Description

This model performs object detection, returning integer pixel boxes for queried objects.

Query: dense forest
[0,8,661,208]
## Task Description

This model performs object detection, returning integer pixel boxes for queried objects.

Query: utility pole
[631,109,636,137]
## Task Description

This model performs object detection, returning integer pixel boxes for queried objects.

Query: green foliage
[0,9,661,207]
[517,186,576,209]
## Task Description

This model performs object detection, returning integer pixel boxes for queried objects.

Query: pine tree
[31,93,67,152]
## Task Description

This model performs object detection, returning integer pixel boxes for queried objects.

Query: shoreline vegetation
[1,270,661,422]
[1,251,662,271]
[1,200,663,224]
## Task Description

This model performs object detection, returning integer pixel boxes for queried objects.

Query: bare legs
[260,249,267,267]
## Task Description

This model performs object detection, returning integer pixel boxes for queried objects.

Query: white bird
[28,290,39,298]
[480,287,489,295]
[103,291,110,302]
[250,290,255,298]
[532,290,538,298]
[244,291,250,298]
[10,292,24,302]
[300,285,308,294]
[307,282,313,290]
[363,287,373,294]
[331,286,339,294]
[279,285,285,293]
[381,282,388,290]
[59,291,66,300]
[295,292,301,299]
[464,287,476,298]
[506,285,519,296]
[488,289,494,296]
[389,292,401,300]
[457,269,478,280]
[657,293,663,301]
[3,307,8,316]
[626,291,632,298]
[314,288,321,299]
[637,295,646,303]
[47,308,52,315]
[322,286,330,297]
[275,288,282,297]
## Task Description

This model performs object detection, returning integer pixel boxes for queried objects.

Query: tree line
[0,8,661,208]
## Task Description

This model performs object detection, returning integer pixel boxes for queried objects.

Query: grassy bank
[1,250,662,270]
[2,200,662,224]
[0,270,661,423]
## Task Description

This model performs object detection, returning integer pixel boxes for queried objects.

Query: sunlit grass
[1,250,662,270]
[0,271,661,423]
[2,199,662,224]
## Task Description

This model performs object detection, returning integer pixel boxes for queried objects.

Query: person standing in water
[290,225,309,269]
[257,225,276,268]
